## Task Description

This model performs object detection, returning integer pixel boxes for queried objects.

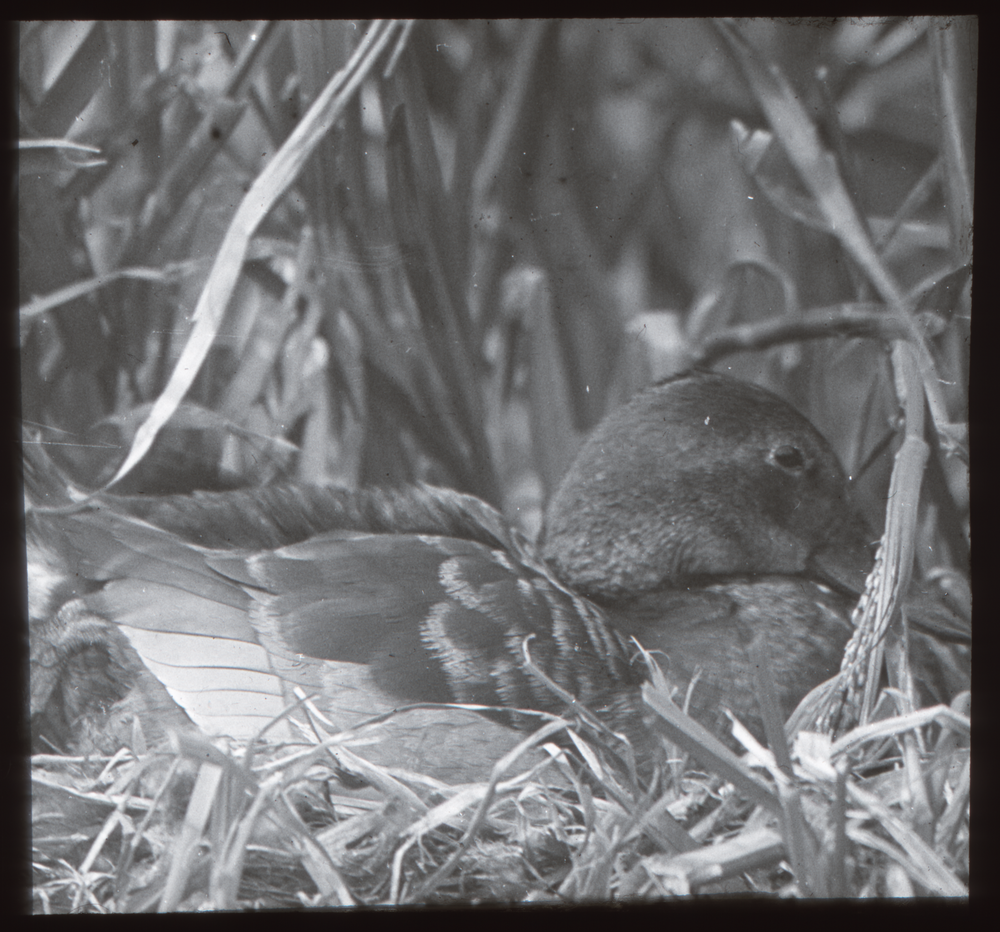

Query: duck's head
[542,371,874,601]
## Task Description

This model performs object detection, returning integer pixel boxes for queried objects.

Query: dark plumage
[26,371,969,781]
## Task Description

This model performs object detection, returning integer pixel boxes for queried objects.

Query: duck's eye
[771,444,806,472]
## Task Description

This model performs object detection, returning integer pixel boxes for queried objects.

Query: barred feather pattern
[423,550,641,721]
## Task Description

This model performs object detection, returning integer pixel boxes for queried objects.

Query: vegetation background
[20,19,972,909]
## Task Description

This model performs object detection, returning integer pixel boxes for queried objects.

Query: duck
[26,370,969,782]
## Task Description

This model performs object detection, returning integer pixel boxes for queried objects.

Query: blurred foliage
[19,18,972,560]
